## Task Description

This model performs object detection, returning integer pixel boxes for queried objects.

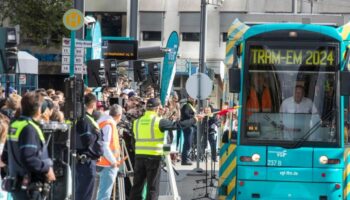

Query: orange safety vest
[246,87,272,115]
[97,119,120,167]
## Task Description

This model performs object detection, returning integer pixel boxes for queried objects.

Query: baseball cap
[146,98,160,108]
[128,91,136,98]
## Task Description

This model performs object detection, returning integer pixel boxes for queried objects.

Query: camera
[118,119,133,137]
[27,182,51,199]
[2,176,18,192]
[84,16,96,26]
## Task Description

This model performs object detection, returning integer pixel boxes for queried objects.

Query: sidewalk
[159,160,219,199]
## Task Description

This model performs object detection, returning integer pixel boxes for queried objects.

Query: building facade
[85,0,350,106]
[5,0,349,102]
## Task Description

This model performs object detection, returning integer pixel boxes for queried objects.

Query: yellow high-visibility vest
[133,111,164,156]
[9,120,45,143]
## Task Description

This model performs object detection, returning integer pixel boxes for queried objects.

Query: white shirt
[279,97,320,141]
[279,97,318,114]
[97,114,118,166]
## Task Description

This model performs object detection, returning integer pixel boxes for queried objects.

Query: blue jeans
[97,166,118,200]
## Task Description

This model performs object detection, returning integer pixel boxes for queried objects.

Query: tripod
[192,116,218,200]
[192,150,215,200]
[113,136,134,200]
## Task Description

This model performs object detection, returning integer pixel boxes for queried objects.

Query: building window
[222,32,228,42]
[142,31,161,41]
[182,32,200,41]
[85,12,125,37]
[173,76,181,87]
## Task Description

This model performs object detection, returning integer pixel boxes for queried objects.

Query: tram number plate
[268,160,282,166]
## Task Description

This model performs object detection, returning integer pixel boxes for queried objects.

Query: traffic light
[0,28,18,73]
[133,60,146,82]
[148,62,160,85]
[104,59,118,87]
[86,59,107,87]
[64,76,84,120]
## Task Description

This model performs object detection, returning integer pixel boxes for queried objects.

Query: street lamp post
[190,0,223,175]
[74,0,85,39]
[193,0,208,173]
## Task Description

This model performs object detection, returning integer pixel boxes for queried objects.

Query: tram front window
[242,42,338,147]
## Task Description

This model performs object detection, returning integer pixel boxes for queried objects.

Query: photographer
[2,92,56,200]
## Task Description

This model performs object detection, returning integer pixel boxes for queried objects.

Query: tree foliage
[0,0,73,46]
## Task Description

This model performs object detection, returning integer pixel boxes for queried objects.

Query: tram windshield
[242,42,339,147]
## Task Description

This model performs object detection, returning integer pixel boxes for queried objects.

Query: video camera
[118,119,132,131]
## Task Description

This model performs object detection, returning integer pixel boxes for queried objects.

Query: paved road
[159,160,219,200]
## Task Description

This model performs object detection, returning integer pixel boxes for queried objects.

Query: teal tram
[218,22,350,200]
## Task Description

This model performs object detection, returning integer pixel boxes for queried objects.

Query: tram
[219,22,350,200]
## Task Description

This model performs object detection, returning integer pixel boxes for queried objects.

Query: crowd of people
[0,76,225,200]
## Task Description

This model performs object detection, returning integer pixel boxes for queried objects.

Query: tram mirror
[229,68,241,93]
[232,45,240,69]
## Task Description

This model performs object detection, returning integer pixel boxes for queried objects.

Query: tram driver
[279,85,317,114]
[279,85,320,140]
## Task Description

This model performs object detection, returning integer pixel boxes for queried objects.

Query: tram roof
[243,23,342,42]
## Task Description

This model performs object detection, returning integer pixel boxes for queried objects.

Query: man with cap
[129,98,203,200]
[75,93,104,200]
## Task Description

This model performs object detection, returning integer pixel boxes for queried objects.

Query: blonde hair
[6,94,22,110]
[0,113,9,143]
[50,108,65,123]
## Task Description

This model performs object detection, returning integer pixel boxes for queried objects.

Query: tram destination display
[249,44,337,67]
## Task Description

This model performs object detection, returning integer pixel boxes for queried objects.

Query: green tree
[1,0,73,46]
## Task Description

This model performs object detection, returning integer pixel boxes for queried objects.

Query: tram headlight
[319,156,328,164]
[251,154,260,162]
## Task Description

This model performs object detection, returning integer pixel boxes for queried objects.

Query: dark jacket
[76,113,104,160]
[181,102,196,121]
[2,117,52,182]
[159,118,197,132]
[202,115,220,135]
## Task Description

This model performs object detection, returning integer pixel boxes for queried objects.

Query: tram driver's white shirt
[279,97,318,114]
[279,97,320,141]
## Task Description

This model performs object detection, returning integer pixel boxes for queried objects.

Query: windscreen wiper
[291,110,334,148]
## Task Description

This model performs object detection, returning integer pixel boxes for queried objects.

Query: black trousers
[129,156,162,200]
[181,127,194,163]
[75,159,96,200]
[201,133,217,161]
